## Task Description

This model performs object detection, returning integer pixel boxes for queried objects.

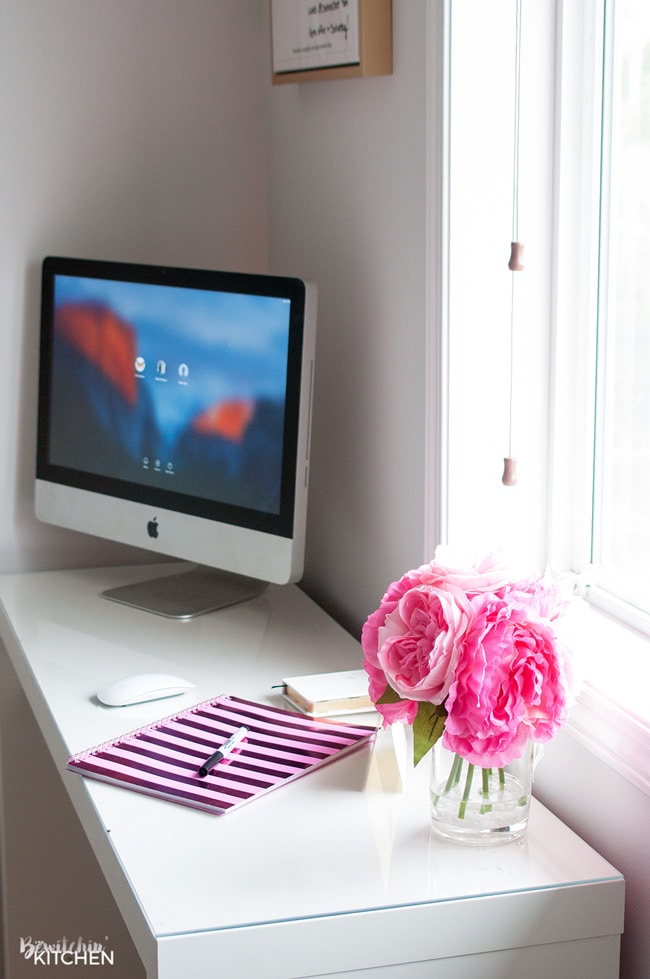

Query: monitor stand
[101,565,268,620]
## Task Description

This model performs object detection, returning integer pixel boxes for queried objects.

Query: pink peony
[420,548,514,597]
[361,550,510,699]
[376,585,471,703]
[443,592,568,767]
[362,549,575,767]
[361,567,432,692]
[500,574,566,622]
[361,563,474,728]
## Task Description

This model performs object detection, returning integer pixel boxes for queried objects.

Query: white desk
[0,564,624,978]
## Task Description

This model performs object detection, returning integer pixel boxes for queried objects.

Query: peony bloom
[362,548,576,768]
[361,550,509,700]
[443,592,568,767]
[376,585,471,703]
[421,547,514,597]
[361,567,474,728]
[361,567,432,684]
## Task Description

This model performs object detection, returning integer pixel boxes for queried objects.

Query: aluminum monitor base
[102,564,268,619]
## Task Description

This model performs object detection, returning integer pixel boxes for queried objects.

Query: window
[436,0,650,628]
[551,0,650,780]
[553,0,650,627]
[591,0,650,618]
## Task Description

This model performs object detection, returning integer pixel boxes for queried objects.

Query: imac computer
[35,256,317,618]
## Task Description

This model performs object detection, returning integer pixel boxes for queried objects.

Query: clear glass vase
[430,740,534,845]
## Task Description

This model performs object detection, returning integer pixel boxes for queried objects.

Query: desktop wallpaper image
[48,275,291,514]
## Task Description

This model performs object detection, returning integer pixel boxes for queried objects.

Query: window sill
[564,601,650,797]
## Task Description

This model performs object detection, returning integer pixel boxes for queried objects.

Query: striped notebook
[67,695,376,815]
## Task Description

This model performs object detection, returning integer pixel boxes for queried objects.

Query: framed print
[271,0,392,84]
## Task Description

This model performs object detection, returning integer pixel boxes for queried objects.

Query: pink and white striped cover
[67,696,376,814]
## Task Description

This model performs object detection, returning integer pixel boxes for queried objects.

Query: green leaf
[412,701,447,767]
[377,683,401,705]
[375,685,447,767]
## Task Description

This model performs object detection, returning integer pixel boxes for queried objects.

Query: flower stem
[458,763,475,819]
[482,768,490,796]
[444,753,463,794]
[480,767,493,814]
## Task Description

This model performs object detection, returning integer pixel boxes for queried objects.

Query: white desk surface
[0,564,625,978]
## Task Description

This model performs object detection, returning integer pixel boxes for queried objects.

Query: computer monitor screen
[35,256,316,617]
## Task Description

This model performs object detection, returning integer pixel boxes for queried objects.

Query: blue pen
[198,726,248,777]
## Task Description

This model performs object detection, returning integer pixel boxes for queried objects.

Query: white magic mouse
[96,672,195,707]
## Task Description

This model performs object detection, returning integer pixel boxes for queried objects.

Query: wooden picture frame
[270,0,392,85]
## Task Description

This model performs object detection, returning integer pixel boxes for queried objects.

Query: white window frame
[548,0,603,581]
[545,0,650,791]
[551,0,650,634]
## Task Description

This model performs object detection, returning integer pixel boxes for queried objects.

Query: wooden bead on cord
[502,457,518,486]
[508,242,525,272]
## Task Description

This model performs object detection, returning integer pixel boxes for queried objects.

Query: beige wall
[0,0,270,576]
[268,3,430,636]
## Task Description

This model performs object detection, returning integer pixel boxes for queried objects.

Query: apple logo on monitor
[147,517,159,539]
